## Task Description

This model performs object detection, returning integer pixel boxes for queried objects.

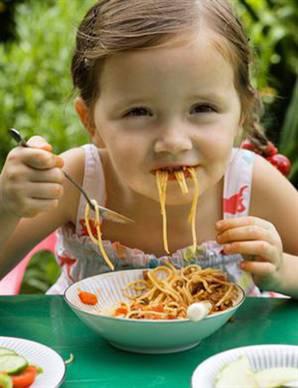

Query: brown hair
[71,0,267,146]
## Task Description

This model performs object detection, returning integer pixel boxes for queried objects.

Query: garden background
[0,0,297,293]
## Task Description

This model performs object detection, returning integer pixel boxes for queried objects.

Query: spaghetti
[155,167,199,254]
[112,264,239,320]
[84,200,114,271]
[156,170,170,253]
[188,167,200,253]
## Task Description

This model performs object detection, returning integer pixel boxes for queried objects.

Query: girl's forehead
[99,30,235,91]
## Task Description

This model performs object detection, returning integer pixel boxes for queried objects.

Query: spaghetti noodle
[156,170,170,253]
[85,200,114,271]
[188,167,199,253]
[112,264,239,320]
[155,167,199,254]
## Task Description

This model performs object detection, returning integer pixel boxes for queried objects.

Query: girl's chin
[153,190,194,206]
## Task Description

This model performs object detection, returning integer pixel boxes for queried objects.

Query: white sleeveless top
[47,145,261,296]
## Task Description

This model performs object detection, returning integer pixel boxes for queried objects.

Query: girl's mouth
[151,165,199,180]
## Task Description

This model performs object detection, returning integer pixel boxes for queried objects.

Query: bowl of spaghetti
[64,264,245,354]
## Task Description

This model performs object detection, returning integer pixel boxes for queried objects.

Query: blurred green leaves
[20,251,61,294]
[0,0,93,165]
[236,0,298,185]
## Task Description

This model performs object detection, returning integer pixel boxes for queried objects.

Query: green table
[0,296,297,388]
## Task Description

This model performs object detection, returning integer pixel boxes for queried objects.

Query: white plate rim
[0,336,66,388]
[191,344,298,388]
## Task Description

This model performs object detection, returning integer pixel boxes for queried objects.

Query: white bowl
[191,344,298,388]
[64,269,245,354]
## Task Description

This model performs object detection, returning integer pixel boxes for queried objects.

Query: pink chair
[0,233,57,295]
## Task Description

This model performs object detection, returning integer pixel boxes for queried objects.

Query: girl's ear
[74,97,106,147]
[74,97,94,134]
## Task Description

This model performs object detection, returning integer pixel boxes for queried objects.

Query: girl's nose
[154,128,192,156]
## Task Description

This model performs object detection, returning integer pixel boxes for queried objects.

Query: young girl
[0,0,297,297]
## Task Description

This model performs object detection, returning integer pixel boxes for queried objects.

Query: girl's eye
[190,104,216,114]
[124,107,152,117]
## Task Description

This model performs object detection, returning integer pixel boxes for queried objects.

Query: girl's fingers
[8,140,64,170]
[28,167,64,184]
[20,198,60,217]
[27,182,64,200]
[216,224,276,245]
[26,136,53,152]
[23,149,63,170]
[240,260,276,277]
[223,240,277,264]
[216,216,273,233]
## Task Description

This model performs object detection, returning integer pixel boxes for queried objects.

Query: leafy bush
[0,0,93,166]
[20,251,61,294]
[236,0,298,185]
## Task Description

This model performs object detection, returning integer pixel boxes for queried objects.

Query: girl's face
[91,31,242,205]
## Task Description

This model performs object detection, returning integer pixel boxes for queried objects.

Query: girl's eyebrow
[110,96,155,108]
[188,92,226,103]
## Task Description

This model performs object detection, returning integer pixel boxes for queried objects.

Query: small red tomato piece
[78,290,98,305]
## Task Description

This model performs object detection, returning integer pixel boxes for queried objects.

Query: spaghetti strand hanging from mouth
[156,170,169,253]
[156,167,199,255]
[188,167,199,253]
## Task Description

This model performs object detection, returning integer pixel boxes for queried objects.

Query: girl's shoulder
[60,146,85,174]
[251,152,297,214]
[250,153,298,252]
[59,146,86,224]
[60,144,107,227]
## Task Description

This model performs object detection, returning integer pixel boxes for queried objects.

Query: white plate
[191,344,298,388]
[0,336,66,387]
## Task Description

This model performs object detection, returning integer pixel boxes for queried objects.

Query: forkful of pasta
[8,128,134,225]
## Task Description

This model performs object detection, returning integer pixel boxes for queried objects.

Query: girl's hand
[216,216,283,290]
[0,136,64,218]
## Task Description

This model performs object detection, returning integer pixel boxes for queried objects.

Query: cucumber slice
[0,373,13,388]
[0,354,28,374]
[0,347,16,357]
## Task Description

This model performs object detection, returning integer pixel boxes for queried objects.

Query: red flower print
[58,254,77,282]
[223,185,248,214]
[79,218,97,237]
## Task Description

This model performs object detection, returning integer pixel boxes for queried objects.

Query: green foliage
[235,0,298,186]
[20,251,60,294]
[0,0,93,166]
[236,0,297,88]
[279,80,298,182]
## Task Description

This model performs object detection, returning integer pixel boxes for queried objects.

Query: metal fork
[9,128,134,224]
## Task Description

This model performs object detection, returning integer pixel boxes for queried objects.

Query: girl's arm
[216,154,298,298]
[0,143,84,279]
